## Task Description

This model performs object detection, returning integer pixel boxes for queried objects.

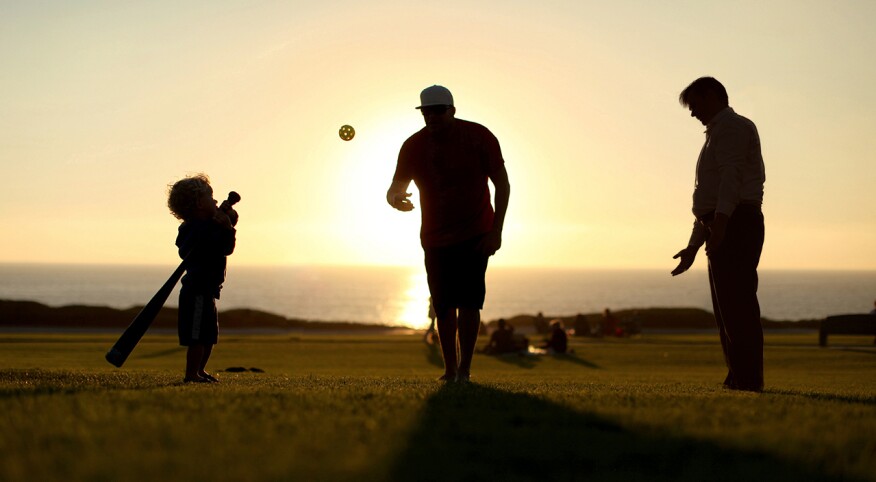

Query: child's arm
[212,211,236,256]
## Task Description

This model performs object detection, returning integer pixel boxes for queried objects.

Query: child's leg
[185,344,206,381]
[198,344,215,380]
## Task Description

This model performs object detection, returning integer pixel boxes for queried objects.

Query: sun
[329,115,425,266]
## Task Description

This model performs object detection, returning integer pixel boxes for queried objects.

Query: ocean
[0,263,874,329]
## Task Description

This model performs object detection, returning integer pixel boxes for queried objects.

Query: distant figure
[168,174,238,384]
[623,310,643,336]
[573,313,590,337]
[671,77,766,392]
[387,85,511,383]
[602,308,622,337]
[870,300,876,345]
[424,297,437,345]
[542,319,569,354]
[534,311,549,334]
[485,318,516,354]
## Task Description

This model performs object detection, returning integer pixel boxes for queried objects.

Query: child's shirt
[176,219,236,298]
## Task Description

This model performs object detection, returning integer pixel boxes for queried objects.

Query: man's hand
[477,230,502,256]
[671,245,699,276]
[387,191,415,212]
[705,213,728,257]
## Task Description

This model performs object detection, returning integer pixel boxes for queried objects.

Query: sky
[1,0,874,270]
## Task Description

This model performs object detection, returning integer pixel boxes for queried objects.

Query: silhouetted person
[672,77,766,392]
[387,85,511,382]
[542,319,568,354]
[602,308,621,337]
[573,313,590,337]
[624,310,643,336]
[168,174,238,384]
[424,297,437,345]
[534,311,549,334]
[486,318,516,354]
[870,300,876,345]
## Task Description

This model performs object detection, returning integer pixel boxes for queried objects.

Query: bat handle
[220,191,241,211]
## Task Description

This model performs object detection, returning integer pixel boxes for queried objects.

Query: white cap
[416,85,454,109]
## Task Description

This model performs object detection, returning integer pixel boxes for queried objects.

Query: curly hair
[167,174,212,221]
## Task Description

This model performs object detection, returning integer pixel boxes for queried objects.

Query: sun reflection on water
[392,270,431,329]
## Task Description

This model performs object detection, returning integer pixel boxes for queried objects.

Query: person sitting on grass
[486,318,515,354]
[168,174,238,384]
[541,319,569,354]
[483,318,530,355]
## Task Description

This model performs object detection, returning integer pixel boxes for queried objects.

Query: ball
[339,124,355,141]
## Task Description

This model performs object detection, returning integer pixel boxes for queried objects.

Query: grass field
[0,332,874,481]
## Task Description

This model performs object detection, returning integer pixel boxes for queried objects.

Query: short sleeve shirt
[393,119,505,247]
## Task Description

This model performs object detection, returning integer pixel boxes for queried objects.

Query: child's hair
[168,174,212,221]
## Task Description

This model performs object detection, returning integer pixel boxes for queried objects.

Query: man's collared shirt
[688,107,766,247]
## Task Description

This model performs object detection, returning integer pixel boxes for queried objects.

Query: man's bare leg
[436,308,459,380]
[456,308,480,381]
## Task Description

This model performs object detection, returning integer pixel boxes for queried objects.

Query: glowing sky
[1,1,874,269]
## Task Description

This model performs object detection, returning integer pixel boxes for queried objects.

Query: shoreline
[0,299,826,334]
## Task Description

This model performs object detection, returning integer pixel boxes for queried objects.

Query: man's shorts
[424,234,489,314]
[178,290,219,346]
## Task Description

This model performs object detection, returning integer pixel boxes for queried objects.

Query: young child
[167,174,238,383]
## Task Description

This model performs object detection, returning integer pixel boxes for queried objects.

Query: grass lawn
[0,332,873,481]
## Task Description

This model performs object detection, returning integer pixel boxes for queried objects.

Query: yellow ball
[339,125,355,141]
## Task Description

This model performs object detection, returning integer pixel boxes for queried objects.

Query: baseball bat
[105,191,240,367]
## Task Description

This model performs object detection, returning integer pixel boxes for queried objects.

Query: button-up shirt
[688,107,766,247]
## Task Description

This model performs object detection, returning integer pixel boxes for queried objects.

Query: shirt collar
[706,107,734,133]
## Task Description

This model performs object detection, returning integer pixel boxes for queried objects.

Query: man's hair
[168,174,212,221]
[679,77,729,107]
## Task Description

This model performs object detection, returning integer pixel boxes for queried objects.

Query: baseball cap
[416,85,454,109]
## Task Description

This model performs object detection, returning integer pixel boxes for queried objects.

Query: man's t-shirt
[393,119,505,248]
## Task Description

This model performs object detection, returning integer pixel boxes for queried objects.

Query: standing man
[671,77,766,392]
[388,85,510,382]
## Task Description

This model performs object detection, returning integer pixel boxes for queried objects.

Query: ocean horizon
[0,263,874,329]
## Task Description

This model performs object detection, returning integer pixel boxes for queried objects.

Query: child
[167,174,238,383]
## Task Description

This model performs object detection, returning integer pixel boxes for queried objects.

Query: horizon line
[1,261,875,272]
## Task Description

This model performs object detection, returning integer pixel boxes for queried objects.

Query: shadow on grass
[388,383,845,482]
[0,369,181,398]
[553,353,600,369]
[478,352,600,370]
[835,347,876,356]
[138,346,185,359]
[424,342,445,369]
[484,352,541,369]
[766,389,876,406]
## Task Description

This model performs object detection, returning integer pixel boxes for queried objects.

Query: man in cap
[672,77,766,392]
[387,85,511,382]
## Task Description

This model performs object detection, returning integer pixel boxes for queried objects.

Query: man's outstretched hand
[671,245,699,276]
[387,191,415,212]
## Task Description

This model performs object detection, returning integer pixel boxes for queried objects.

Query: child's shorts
[178,291,219,346]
